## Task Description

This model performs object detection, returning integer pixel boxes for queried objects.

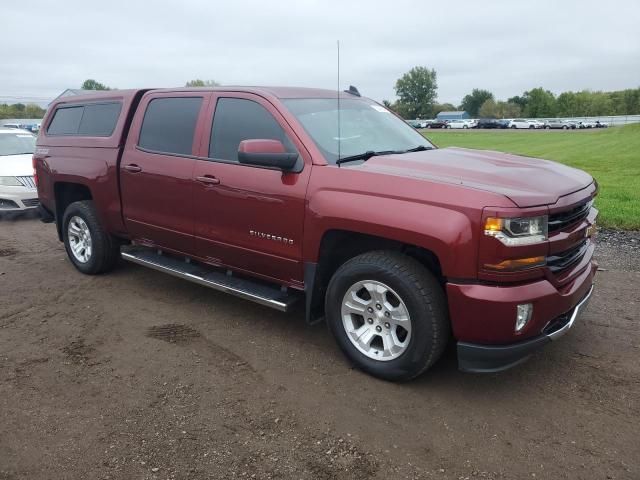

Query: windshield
[283,98,434,164]
[0,132,36,156]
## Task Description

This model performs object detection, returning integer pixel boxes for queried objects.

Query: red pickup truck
[34,86,597,380]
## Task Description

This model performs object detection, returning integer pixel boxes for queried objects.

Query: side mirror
[238,139,298,171]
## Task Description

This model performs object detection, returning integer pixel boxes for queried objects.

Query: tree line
[4,75,638,122]
[0,103,46,120]
[386,67,640,119]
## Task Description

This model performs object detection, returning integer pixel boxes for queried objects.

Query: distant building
[436,111,470,120]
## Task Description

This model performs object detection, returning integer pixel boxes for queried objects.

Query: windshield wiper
[336,150,399,165]
[403,145,433,153]
[336,145,434,165]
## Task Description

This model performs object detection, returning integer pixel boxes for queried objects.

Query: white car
[578,120,597,129]
[508,119,537,129]
[447,119,475,129]
[0,129,39,214]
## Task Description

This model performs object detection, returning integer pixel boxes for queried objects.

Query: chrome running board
[121,246,297,312]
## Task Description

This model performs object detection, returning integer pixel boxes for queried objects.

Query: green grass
[423,124,640,230]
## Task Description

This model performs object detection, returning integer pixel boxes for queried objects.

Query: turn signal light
[484,256,546,271]
[484,217,503,232]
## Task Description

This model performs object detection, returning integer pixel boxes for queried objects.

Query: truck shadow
[0,210,40,222]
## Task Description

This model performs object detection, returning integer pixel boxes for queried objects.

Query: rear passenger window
[209,98,295,162]
[47,102,122,136]
[78,103,121,136]
[47,106,84,135]
[138,97,203,155]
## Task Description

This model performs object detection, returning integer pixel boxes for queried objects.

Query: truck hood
[358,147,593,207]
[0,154,33,177]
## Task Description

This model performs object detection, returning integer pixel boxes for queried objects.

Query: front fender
[304,189,479,279]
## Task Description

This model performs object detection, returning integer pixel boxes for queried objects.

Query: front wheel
[325,251,449,381]
[62,200,120,275]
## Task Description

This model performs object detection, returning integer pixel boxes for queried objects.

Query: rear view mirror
[238,139,298,171]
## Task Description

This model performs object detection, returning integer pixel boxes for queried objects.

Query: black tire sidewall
[326,258,444,381]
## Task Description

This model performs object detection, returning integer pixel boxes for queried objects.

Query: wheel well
[307,230,444,322]
[54,182,93,240]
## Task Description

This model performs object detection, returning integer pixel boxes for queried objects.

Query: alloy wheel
[341,280,412,361]
[67,216,93,263]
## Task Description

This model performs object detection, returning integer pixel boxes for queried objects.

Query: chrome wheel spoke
[389,303,411,325]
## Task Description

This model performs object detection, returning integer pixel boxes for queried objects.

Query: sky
[2,0,639,106]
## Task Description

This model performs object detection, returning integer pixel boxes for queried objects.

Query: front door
[120,92,209,254]
[192,93,312,287]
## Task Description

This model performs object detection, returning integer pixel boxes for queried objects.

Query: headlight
[0,176,22,187]
[484,215,548,246]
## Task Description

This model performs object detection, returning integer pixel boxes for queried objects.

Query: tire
[510,125,517,129]
[562,125,568,130]
[545,126,550,129]
[62,200,120,275]
[325,251,449,381]
[463,125,468,129]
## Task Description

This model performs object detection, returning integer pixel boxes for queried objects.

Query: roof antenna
[337,39,341,166]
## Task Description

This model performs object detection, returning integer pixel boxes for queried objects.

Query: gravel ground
[1,217,638,479]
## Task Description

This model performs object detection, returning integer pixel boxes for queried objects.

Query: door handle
[124,164,142,173]
[196,175,220,185]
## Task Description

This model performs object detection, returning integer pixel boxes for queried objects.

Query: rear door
[191,93,312,287]
[120,92,209,254]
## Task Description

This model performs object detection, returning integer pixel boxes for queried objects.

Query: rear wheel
[325,251,449,381]
[62,201,120,274]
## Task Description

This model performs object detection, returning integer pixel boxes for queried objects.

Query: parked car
[594,120,609,128]
[578,120,597,129]
[543,119,576,130]
[2,123,24,129]
[497,119,510,129]
[35,87,598,381]
[407,120,430,129]
[531,120,546,129]
[447,119,475,129]
[426,119,449,128]
[0,129,39,213]
[508,119,537,129]
[476,119,502,129]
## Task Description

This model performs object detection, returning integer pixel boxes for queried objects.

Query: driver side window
[209,98,296,162]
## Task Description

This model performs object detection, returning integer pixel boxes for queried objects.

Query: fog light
[515,303,533,332]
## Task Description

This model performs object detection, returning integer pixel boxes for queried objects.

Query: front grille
[547,239,588,273]
[16,176,36,189]
[548,200,591,233]
[22,198,39,208]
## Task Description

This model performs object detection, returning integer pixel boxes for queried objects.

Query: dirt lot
[1,217,638,480]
